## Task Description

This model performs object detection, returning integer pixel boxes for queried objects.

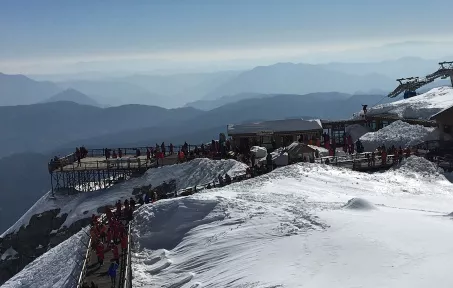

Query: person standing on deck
[115,200,122,217]
[161,142,166,156]
[75,148,81,167]
[146,148,151,161]
[108,262,119,287]
[121,234,128,255]
[110,242,120,264]
[118,148,123,158]
[130,197,136,212]
[124,199,129,216]
[96,242,105,267]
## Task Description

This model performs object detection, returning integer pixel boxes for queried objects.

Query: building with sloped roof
[227,118,323,149]
[429,104,453,139]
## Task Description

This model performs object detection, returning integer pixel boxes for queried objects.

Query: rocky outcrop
[0,209,66,285]
[0,209,91,285]
[132,180,177,199]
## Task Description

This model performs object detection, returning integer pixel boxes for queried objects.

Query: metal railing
[49,145,197,173]
[56,157,159,172]
[76,230,92,288]
[123,224,133,288]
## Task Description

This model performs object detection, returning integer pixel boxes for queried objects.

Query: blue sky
[1,0,453,74]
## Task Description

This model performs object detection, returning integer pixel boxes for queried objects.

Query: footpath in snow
[130,156,453,288]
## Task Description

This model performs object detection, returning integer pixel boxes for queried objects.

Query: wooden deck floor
[58,154,180,172]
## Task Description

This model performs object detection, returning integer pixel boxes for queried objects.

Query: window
[261,136,272,144]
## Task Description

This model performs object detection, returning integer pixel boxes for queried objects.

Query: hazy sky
[1,0,453,74]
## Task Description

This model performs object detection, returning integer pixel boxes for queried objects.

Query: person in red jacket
[115,200,121,217]
[107,228,113,244]
[111,244,120,264]
[119,222,126,238]
[146,148,151,161]
[121,234,128,254]
[105,206,112,221]
[96,242,105,267]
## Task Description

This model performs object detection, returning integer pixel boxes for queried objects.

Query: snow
[358,86,453,119]
[308,144,329,156]
[2,229,88,288]
[359,120,438,151]
[131,158,453,288]
[250,146,267,158]
[1,247,18,261]
[389,156,445,181]
[1,158,248,237]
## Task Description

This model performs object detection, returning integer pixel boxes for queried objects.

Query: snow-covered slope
[131,159,453,287]
[2,229,87,288]
[2,158,247,237]
[359,120,438,151]
[357,86,453,119]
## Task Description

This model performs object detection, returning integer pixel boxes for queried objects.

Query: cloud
[1,35,453,74]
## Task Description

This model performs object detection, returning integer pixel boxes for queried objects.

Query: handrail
[48,144,198,172]
[123,224,133,288]
[76,228,92,288]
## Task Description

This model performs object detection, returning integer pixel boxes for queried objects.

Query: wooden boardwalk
[84,242,123,288]
[56,154,180,172]
[84,220,128,288]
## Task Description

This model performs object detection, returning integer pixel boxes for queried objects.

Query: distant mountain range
[200,63,396,100]
[0,56,448,109]
[42,88,101,107]
[0,101,202,159]
[0,73,61,106]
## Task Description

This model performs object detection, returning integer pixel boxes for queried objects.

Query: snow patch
[359,120,437,152]
[1,247,18,261]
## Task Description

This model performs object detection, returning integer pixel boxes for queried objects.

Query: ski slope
[357,86,453,119]
[131,156,453,288]
[1,158,247,237]
[1,229,88,288]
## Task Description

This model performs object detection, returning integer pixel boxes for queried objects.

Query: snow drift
[130,161,453,287]
[359,120,437,152]
[2,229,87,288]
[356,86,453,120]
[390,156,445,180]
[342,198,377,210]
